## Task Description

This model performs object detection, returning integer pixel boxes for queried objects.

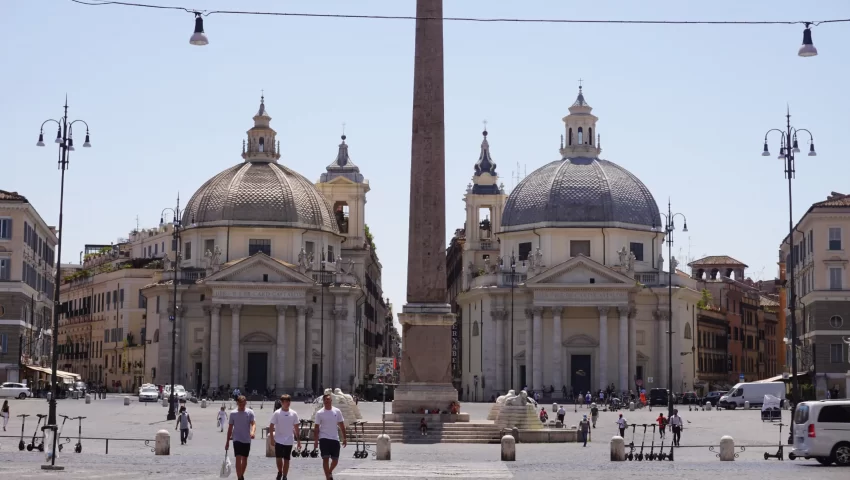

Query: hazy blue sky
[3,1,849,326]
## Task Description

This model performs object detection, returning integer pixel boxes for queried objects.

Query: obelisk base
[391,303,457,415]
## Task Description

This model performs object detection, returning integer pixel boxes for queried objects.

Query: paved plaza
[0,396,847,479]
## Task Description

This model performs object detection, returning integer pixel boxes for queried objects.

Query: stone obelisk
[392,0,457,415]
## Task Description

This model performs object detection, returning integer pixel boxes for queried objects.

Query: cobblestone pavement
[0,396,847,479]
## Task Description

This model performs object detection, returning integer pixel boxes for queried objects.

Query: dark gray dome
[183,162,339,233]
[501,157,660,231]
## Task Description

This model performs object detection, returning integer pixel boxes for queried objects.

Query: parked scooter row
[625,424,673,461]
[16,413,86,453]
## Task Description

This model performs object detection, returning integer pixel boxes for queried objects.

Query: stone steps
[350,422,502,444]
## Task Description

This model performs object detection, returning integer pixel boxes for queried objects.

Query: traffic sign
[739,373,744,380]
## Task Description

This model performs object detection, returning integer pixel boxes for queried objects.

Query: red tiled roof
[812,192,850,208]
[0,190,28,202]
[687,255,748,268]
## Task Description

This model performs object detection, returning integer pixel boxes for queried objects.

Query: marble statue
[211,246,222,271]
[618,246,629,266]
[346,258,355,275]
[204,249,213,269]
[163,255,172,271]
[334,388,354,405]
[334,256,343,273]
[670,256,679,272]
[484,256,491,274]
[658,254,665,271]
[533,247,544,269]
[496,390,515,404]
[297,247,307,269]
[627,252,636,272]
[504,390,531,406]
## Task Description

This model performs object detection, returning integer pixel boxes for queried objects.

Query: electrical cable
[69,0,845,26]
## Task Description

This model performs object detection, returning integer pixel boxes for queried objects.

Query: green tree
[696,288,713,310]
[365,224,377,252]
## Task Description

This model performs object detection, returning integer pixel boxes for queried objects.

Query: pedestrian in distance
[1,400,9,431]
[656,412,666,439]
[226,395,256,480]
[578,415,591,447]
[539,407,549,423]
[269,394,300,480]
[668,409,683,447]
[419,417,428,436]
[590,403,599,428]
[556,404,566,425]
[175,405,193,445]
[314,392,347,480]
[217,405,228,433]
[616,413,628,438]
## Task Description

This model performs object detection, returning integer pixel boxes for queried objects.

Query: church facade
[142,98,388,395]
[453,88,701,401]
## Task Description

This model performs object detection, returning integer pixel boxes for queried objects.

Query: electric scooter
[292,419,308,459]
[57,415,71,452]
[27,414,47,452]
[647,424,658,460]
[765,423,786,460]
[72,416,86,453]
[635,424,648,461]
[625,424,637,461]
[300,420,316,458]
[17,414,30,451]
[657,427,668,461]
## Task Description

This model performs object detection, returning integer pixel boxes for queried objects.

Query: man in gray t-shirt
[226,396,256,480]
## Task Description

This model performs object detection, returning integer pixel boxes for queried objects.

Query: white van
[718,381,785,409]
[790,399,850,466]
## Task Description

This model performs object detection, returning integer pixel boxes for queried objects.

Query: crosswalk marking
[337,462,513,478]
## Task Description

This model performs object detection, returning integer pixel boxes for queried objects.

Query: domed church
[143,97,383,395]
[453,87,700,401]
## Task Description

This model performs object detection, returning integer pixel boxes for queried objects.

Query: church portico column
[629,309,637,392]
[552,307,563,389]
[598,306,609,391]
[655,310,668,388]
[295,306,307,389]
[333,308,347,387]
[494,310,505,392]
[209,305,221,388]
[276,305,288,389]
[532,306,543,391]
[524,308,533,389]
[617,307,628,393]
[230,304,242,388]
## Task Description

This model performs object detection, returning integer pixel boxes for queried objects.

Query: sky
[3,0,850,329]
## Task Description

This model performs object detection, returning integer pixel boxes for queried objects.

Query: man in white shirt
[269,394,301,480]
[314,393,347,480]
[616,413,628,438]
[668,409,683,446]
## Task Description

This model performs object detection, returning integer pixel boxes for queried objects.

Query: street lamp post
[36,98,91,469]
[319,252,327,393]
[659,199,688,417]
[160,198,183,421]
[509,251,516,390]
[761,109,815,441]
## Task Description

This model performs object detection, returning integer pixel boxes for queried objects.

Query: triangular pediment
[242,332,275,344]
[527,255,634,286]
[201,252,314,284]
[563,334,599,347]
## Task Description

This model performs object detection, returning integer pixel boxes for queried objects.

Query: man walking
[556,404,566,425]
[590,403,599,428]
[616,413,628,438]
[314,393,347,480]
[175,405,193,445]
[669,409,683,447]
[226,395,256,480]
[578,414,591,447]
[269,394,301,480]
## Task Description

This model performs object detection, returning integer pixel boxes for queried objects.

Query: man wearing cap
[578,415,591,447]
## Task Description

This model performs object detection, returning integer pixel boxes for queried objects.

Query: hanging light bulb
[83,130,91,148]
[798,23,817,57]
[808,142,817,156]
[37,131,45,147]
[189,12,209,46]
[761,142,770,157]
[792,135,800,153]
[54,127,62,144]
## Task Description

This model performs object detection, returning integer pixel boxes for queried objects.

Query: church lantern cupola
[242,94,281,163]
[471,128,501,195]
[560,84,601,159]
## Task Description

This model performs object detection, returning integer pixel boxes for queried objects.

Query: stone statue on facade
[334,255,343,273]
[163,255,172,272]
[211,246,222,271]
[627,251,636,272]
[618,246,629,266]
[204,248,213,269]
[670,256,679,272]
[484,256,492,274]
[533,247,544,270]
[658,254,665,272]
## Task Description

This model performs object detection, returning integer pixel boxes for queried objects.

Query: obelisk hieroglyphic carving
[393,0,458,415]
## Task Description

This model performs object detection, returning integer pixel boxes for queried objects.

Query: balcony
[635,272,659,285]
[157,269,206,284]
[469,271,528,289]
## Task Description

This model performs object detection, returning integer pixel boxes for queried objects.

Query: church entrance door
[246,352,267,393]
[571,355,591,395]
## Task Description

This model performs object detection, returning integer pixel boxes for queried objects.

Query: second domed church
[452,87,701,401]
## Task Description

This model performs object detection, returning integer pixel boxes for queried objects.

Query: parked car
[163,385,188,401]
[139,383,157,395]
[790,399,850,466]
[719,382,785,409]
[649,388,669,406]
[703,391,727,406]
[0,382,31,399]
[138,386,159,402]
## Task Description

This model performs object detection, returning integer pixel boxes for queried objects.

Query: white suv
[790,399,850,466]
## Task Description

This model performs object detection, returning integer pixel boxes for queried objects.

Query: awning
[25,365,81,380]
[756,372,807,383]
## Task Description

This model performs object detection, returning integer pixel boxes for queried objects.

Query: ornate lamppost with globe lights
[160,198,183,421]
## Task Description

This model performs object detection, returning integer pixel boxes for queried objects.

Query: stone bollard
[155,429,171,456]
[162,398,168,407]
[85,394,91,404]
[744,401,749,410]
[376,434,391,461]
[124,397,130,406]
[500,435,516,461]
[610,436,626,461]
[201,399,208,409]
[705,401,711,410]
[719,436,735,461]
[552,403,558,412]
[265,434,275,458]
[629,401,635,411]
[511,427,520,443]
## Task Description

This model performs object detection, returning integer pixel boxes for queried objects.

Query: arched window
[568,128,573,146]
[829,315,843,328]
[258,137,265,152]
[577,127,584,145]
[589,127,593,145]
[684,322,692,339]
[472,321,479,336]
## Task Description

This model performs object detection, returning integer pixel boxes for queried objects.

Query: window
[0,218,11,239]
[817,404,850,423]
[577,127,584,144]
[106,291,111,311]
[0,334,7,354]
[733,327,738,341]
[119,289,124,308]
[104,330,109,343]
[808,230,813,253]
[684,322,692,339]
[156,296,160,313]
[629,242,644,261]
[829,227,842,250]
[518,242,532,261]
[830,315,843,328]
[327,245,335,262]
[138,291,146,309]
[830,344,844,363]
[204,239,215,256]
[305,241,315,259]
[0,258,9,280]
[636,330,646,345]
[829,267,843,290]
[570,240,591,258]
[184,242,192,260]
[249,239,271,256]
[472,321,479,336]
